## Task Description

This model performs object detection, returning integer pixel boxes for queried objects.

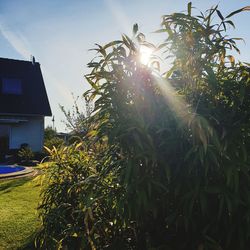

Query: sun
[139,46,153,65]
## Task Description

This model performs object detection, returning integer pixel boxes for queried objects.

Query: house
[0,57,51,157]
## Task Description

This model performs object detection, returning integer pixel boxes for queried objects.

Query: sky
[0,0,250,131]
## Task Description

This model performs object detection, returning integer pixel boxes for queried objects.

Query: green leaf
[239,84,245,104]
[226,6,250,19]
[157,42,168,50]
[154,28,169,33]
[122,34,136,51]
[187,2,192,16]
[102,40,123,50]
[225,20,235,29]
[228,55,235,67]
[205,66,218,89]
[216,10,224,20]
[199,191,207,215]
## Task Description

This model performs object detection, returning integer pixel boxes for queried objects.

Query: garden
[1,3,250,249]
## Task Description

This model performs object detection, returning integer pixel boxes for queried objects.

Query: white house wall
[9,117,44,152]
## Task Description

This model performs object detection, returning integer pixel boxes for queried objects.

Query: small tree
[44,126,64,150]
[44,126,57,141]
[60,95,93,135]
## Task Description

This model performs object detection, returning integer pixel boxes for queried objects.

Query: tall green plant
[85,3,250,249]
[38,3,250,250]
[37,141,137,249]
[154,3,250,249]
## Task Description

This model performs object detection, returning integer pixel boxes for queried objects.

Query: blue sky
[1,0,250,131]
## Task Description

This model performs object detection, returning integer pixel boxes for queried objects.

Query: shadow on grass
[0,177,31,193]
[17,230,38,250]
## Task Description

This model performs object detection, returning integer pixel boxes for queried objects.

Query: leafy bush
[37,3,250,250]
[44,137,64,150]
[36,142,134,249]
[44,126,58,141]
[18,146,34,163]
[43,126,65,151]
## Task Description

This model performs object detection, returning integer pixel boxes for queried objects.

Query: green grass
[0,177,41,250]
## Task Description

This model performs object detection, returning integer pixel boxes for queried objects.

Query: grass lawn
[0,177,41,250]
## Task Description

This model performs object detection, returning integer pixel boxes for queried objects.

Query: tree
[44,126,64,150]
[60,95,93,135]
[44,126,57,141]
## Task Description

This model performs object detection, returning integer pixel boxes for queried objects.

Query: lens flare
[140,46,153,65]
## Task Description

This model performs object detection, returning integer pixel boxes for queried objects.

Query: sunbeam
[140,46,153,66]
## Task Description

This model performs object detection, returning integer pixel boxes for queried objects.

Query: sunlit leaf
[188,2,192,16]
[226,6,250,18]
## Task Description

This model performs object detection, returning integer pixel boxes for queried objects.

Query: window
[2,78,22,95]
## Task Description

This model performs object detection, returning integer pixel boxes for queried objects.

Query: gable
[0,58,52,116]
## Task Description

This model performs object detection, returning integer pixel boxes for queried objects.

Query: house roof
[0,57,52,116]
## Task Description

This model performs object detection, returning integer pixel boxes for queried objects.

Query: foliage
[44,126,65,151]
[37,3,250,250]
[60,95,93,135]
[36,142,134,249]
[44,126,58,141]
[152,4,250,249]
[18,146,34,163]
[44,137,64,150]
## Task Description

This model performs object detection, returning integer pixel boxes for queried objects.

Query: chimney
[30,55,36,65]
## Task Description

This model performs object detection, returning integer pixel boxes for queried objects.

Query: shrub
[36,142,134,249]
[37,3,250,250]
[18,146,34,163]
[43,126,65,151]
[44,137,64,150]
[44,126,57,141]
